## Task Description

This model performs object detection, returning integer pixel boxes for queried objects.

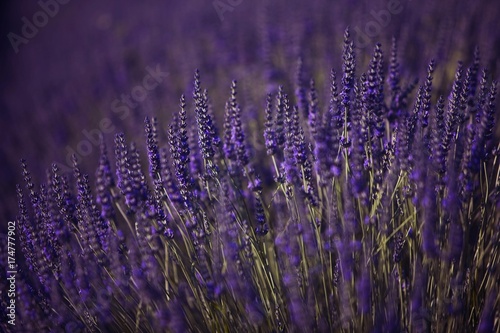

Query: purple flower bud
[225,80,250,168]
[341,28,356,123]
[294,57,309,119]
[169,95,194,205]
[223,100,237,162]
[388,37,400,99]
[420,60,435,129]
[159,147,181,207]
[274,86,287,149]
[263,93,277,155]
[193,70,219,170]
[308,78,319,141]
[144,116,161,179]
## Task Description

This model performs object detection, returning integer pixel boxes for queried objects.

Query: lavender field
[1,0,500,332]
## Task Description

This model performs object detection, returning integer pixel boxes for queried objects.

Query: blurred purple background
[1,0,499,227]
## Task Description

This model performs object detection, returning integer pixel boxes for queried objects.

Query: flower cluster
[2,0,500,330]
[5,28,499,332]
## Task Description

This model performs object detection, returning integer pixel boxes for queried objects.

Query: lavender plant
[2,1,500,332]
[4,27,499,332]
